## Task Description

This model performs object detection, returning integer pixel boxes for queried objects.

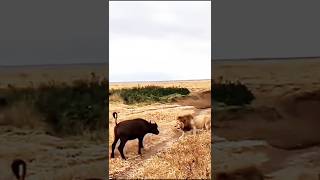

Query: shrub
[110,86,190,104]
[213,78,255,106]
[4,73,107,136]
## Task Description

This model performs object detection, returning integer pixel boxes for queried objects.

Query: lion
[175,113,211,139]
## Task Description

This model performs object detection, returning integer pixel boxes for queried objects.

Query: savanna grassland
[214,58,320,180]
[0,63,108,179]
[109,80,211,179]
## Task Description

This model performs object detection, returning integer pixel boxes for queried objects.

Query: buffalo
[110,112,159,160]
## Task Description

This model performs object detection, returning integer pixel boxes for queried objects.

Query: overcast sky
[109,1,211,82]
[0,0,107,66]
[2,1,320,66]
[213,1,320,59]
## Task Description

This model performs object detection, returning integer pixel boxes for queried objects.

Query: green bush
[110,86,190,104]
[4,73,107,136]
[213,79,255,106]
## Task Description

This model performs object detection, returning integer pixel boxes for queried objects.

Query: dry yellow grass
[129,131,211,179]
[0,63,107,88]
[0,101,46,130]
[108,104,195,158]
[109,93,123,103]
[109,80,211,179]
[214,59,320,97]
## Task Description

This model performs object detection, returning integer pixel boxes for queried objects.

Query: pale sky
[109,1,211,82]
[0,0,107,66]
[213,1,320,59]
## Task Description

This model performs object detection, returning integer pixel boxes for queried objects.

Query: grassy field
[0,63,212,179]
[109,80,211,179]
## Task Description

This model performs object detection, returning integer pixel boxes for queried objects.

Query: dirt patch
[215,166,264,180]
[277,90,320,120]
[215,90,320,150]
[0,126,106,179]
[213,60,320,179]
[175,90,211,109]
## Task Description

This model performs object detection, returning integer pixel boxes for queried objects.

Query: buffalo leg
[118,138,128,160]
[111,136,119,158]
[138,137,144,154]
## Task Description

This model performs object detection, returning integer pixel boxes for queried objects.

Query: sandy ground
[0,126,107,179]
[109,80,211,179]
[214,59,320,179]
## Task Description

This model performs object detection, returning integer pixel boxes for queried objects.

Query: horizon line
[0,62,108,68]
[213,55,320,61]
[110,78,211,83]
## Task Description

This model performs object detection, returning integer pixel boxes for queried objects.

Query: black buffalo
[110,112,159,160]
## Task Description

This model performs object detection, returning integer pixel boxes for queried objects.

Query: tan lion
[175,112,211,139]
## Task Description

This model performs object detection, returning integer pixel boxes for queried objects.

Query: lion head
[175,114,193,131]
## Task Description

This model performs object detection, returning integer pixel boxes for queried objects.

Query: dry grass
[109,80,211,179]
[0,63,107,88]
[213,59,320,97]
[109,93,123,103]
[108,104,195,154]
[129,131,211,179]
[0,101,46,130]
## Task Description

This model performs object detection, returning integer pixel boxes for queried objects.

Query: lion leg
[205,121,211,130]
[192,128,197,135]
[179,131,185,140]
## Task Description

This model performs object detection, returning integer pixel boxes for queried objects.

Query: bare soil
[0,126,106,179]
